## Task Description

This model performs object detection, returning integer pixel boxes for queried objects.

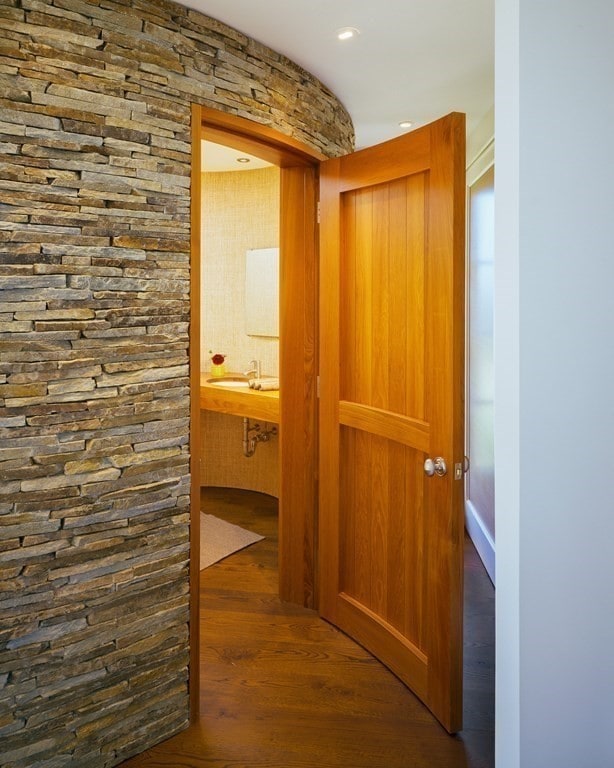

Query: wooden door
[318,113,466,733]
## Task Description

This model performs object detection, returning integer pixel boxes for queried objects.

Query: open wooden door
[318,113,466,733]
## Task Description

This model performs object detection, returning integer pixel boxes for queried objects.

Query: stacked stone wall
[0,0,353,765]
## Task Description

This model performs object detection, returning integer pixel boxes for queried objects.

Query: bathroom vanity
[199,372,279,423]
[200,373,280,497]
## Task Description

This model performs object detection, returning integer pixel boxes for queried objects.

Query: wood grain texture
[199,106,327,166]
[279,165,318,608]
[334,127,430,192]
[200,376,280,423]
[339,400,430,453]
[423,112,467,731]
[118,488,494,768]
[318,156,342,621]
[319,113,466,733]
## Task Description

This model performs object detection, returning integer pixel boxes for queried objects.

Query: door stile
[423,113,466,730]
[318,156,342,619]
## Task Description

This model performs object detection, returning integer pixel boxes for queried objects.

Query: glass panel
[467,165,495,541]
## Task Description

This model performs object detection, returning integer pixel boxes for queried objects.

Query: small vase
[210,363,226,377]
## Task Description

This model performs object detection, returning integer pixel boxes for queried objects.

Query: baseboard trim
[465,500,495,586]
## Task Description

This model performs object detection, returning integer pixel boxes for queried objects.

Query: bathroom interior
[199,138,281,576]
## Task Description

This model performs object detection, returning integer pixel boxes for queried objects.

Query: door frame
[189,104,324,718]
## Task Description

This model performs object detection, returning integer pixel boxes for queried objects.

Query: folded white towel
[249,377,279,391]
[257,379,279,391]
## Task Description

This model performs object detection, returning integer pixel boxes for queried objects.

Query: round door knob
[424,457,447,477]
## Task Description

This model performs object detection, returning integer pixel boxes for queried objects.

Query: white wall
[496,2,614,766]
[467,105,494,167]
[466,112,496,583]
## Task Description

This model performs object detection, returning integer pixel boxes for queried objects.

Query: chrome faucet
[243,359,261,379]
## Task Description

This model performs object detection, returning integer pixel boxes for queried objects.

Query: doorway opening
[198,144,281,639]
[199,141,281,498]
[188,106,493,755]
[189,103,323,717]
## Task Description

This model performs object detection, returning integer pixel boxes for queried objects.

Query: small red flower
[211,353,225,365]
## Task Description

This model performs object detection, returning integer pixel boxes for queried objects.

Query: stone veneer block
[0,0,353,765]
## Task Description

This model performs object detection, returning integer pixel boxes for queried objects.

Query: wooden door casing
[279,164,319,606]
[319,114,466,733]
[191,106,324,718]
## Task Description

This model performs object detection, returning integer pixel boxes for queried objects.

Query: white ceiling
[179,0,494,150]
[202,141,273,172]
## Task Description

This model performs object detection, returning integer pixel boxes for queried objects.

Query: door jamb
[189,103,324,719]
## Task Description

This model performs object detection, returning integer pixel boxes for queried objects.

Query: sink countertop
[200,372,279,422]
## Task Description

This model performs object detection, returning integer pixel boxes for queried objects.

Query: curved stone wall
[0,1,354,766]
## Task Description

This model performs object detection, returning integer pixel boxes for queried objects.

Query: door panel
[319,113,465,733]
[339,430,426,641]
[340,175,427,419]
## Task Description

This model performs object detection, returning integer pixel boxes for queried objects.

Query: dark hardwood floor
[120,487,494,768]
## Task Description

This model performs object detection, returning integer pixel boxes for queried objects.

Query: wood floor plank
[119,487,494,768]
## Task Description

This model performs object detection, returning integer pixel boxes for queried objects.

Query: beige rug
[200,513,264,570]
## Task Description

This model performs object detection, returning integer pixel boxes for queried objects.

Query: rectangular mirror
[245,247,279,337]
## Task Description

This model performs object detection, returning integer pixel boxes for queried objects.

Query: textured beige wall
[201,166,280,378]
[201,166,279,494]
[200,411,279,497]
[0,0,353,765]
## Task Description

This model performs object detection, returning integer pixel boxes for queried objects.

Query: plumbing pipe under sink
[242,417,277,457]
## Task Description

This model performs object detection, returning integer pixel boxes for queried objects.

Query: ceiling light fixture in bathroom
[337,27,360,41]
[236,157,251,163]
[399,120,414,129]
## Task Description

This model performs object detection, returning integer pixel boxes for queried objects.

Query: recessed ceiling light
[399,121,414,129]
[236,157,251,164]
[337,27,360,41]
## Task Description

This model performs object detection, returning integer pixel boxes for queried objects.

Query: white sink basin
[206,376,249,388]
